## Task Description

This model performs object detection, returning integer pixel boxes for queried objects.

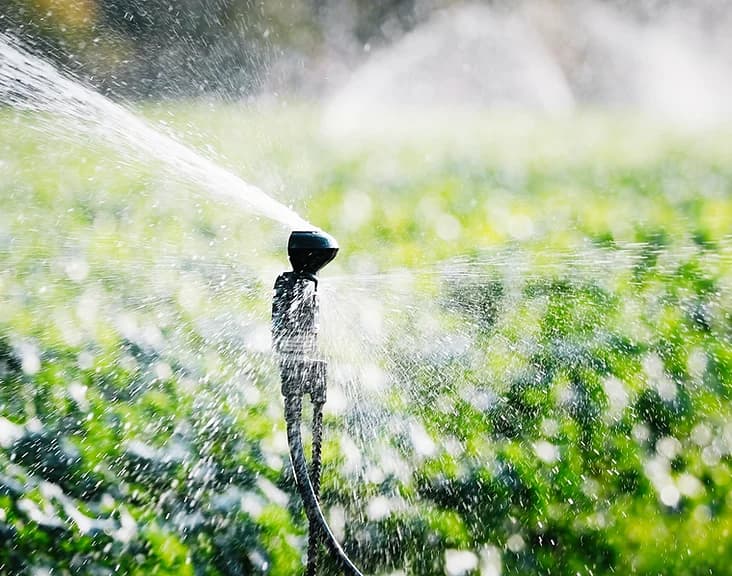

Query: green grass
[1,105,731,575]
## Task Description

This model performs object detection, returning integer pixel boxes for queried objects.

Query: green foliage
[1,107,732,574]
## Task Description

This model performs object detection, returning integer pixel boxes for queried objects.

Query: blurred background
[2,0,731,124]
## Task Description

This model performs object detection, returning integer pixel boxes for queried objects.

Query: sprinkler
[272,230,364,576]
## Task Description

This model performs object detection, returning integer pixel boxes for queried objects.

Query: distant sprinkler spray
[272,230,364,576]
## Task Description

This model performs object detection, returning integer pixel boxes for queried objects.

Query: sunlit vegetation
[1,107,731,575]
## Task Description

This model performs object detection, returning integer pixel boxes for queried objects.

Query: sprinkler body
[272,231,364,576]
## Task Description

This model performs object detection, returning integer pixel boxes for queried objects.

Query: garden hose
[306,400,325,576]
[284,392,364,576]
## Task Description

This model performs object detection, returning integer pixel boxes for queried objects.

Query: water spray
[272,230,364,576]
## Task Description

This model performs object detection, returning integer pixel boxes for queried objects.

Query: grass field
[1,105,731,575]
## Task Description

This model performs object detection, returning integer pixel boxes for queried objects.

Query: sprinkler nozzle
[288,230,339,276]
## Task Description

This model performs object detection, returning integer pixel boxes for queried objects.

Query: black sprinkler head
[288,230,339,276]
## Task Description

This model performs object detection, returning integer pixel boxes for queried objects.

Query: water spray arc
[272,231,364,576]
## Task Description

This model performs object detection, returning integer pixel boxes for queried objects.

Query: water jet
[272,230,364,575]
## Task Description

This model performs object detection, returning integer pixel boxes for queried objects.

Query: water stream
[0,33,312,231]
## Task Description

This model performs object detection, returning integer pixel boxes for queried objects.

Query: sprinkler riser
[273,229,338,377]
[271,229,364,575]
[272,272,320,360]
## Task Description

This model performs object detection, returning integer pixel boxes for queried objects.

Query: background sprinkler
[272,230,364,576]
